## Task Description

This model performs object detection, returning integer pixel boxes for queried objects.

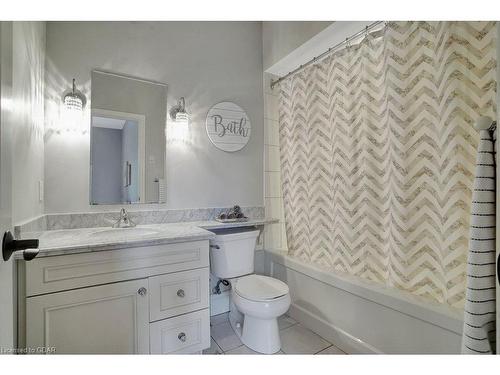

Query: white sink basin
[89,227,162,240]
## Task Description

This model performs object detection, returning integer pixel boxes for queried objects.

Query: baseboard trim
[288,303,383,354]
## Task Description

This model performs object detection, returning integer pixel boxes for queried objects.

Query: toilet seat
[234,274,289,302]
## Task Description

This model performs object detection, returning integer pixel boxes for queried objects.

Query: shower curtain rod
[270,21,385,90]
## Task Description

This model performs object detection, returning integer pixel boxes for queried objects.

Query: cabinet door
[26,279,149,354]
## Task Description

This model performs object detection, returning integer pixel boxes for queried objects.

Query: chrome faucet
[112,208,136,228]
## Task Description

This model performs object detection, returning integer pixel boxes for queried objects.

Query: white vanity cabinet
[26,279,150,354]
[18,239,211,354]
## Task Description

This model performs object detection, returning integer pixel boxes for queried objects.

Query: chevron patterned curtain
[278,21,497,308]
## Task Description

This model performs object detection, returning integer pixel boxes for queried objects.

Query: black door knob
[2,231,39,261]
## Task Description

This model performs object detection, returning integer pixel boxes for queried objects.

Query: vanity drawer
[25,240,209,296]
[149,268,209,322]
[150,309,210,354]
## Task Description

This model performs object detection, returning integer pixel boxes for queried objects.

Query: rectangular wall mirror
[90,70,167,205]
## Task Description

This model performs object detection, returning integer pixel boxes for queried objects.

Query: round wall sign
[205,101,251,152]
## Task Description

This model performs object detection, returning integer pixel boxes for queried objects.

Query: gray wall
[262,21,332,70]
[12,22,45,224]
[91,127,123,204]
[44,22,264,213]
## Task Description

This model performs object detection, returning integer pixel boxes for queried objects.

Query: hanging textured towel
[461,128,497,354]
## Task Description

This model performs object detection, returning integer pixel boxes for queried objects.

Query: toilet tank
[209,228,260,279]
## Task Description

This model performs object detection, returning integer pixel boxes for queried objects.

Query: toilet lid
[234,275,289,302]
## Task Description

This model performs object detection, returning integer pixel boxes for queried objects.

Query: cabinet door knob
[177,289,185,298]
[138,287,147,296]
[178,332,186,342]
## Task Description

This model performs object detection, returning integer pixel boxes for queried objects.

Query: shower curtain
[278,21,497,308]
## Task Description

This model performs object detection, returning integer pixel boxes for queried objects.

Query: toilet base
[228,299,282,354]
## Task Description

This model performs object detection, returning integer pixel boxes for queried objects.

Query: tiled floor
[203,312,346,355]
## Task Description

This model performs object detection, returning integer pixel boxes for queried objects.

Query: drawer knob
[177,289,185,298]
[138,287,147,296]
[178,332,186,342]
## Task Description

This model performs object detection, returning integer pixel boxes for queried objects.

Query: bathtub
[264,249,464,354]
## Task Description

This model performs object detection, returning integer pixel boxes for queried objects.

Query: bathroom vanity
[14,219,269,354]
[15,224,217,354]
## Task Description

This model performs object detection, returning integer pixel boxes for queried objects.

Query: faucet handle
[109,208,138,228]
[112,208,125,221]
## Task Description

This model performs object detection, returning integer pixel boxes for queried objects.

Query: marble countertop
[195,218,272,230]
[16,218,274,259]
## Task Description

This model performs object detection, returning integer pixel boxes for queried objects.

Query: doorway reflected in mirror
[90,70,167,204]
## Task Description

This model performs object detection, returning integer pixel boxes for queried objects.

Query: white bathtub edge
[266,249,464,335]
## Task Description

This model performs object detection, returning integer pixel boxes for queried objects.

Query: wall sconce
[62,78,86,111]
[56,78,88,134]
[168,97,189,142]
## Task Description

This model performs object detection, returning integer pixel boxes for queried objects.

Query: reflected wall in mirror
[90,71,167,205]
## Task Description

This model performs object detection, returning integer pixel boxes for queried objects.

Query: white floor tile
[210,321,243,352]
[280,324,331,354]
[278,315,297,330]
[210,312,229,327]
[225,345,284,355]
[317,345,346,355]
[203,338,224,354]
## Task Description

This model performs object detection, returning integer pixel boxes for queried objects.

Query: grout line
[209,336,224,355]
[278,322,298,331]
[314,344,333,354]
[212,315,344,355]
[315,344,347,355]
[223,343,244,354]
[279,322,298,333]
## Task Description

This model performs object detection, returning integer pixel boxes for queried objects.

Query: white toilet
[209,228,290,354]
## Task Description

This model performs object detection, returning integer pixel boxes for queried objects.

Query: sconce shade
[64,95,83,111]
[62,78,86,111]
[169,97,189,142]
[169,97,188,123]
[175,111,189,125]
